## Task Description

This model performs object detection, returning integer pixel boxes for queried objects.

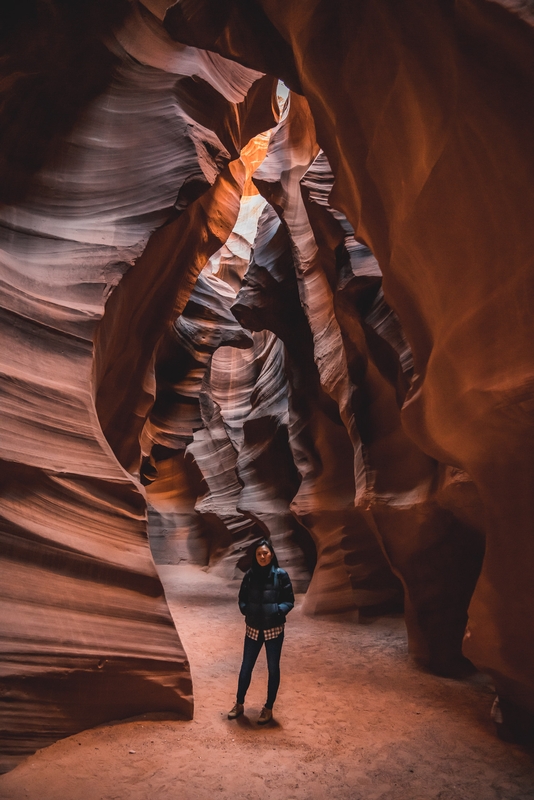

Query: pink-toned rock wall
[168,0,534,734]
[240,98,483,672]
[0,2,278,769]
[142,269,254,566]
[140,176,314,583]
[232,200,402,614]
[3,0,534,761]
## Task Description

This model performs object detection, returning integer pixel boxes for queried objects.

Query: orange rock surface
[169,0,534,731]
[2,0,534,767]
[0,1,278,769]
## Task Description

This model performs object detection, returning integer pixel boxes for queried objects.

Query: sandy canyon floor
[1,564,533,800]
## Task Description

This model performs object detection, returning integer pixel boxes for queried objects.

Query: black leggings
[236,629,284,710]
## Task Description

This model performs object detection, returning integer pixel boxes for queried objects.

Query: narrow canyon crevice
[1,0,534,787]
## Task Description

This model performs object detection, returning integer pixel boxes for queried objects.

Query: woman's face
[255,545,273,567]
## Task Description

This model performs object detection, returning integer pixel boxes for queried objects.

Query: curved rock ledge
[2,0,534,759]
[165,0,534,730]
[0,4,278,769]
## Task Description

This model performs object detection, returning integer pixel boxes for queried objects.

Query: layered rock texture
[143,179,315,589]
[166,0,534,737]
[0,1,278,771]
[2,0,534,767]
[240,103,484,672]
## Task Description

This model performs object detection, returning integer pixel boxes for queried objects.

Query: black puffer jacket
[238,564,295,630]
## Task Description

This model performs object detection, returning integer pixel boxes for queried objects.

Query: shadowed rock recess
[1,0,533,770]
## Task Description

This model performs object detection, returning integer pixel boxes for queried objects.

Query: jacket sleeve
[277,569,295,617]
[238,572,249,616]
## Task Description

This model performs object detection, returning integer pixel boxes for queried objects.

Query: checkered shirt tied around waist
[246,625,284,641]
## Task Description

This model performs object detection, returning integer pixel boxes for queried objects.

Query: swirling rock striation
[142,267,254,566]
[186,321,314,586]
[162,0,534,732]
[3,0,534,757]
[233,201,400,612]
[0,2,278,770]
[239,96,482,669]
[142,161,314,585]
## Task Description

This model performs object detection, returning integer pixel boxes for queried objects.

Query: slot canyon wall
[162,0,534,736]
[1,0,534,770]
[0,0,279,771]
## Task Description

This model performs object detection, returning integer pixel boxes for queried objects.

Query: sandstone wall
[166,0,534,733]
[0,2,278,769]
[3,0,534,762]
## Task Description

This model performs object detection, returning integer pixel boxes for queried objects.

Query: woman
[228,539,295,724]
